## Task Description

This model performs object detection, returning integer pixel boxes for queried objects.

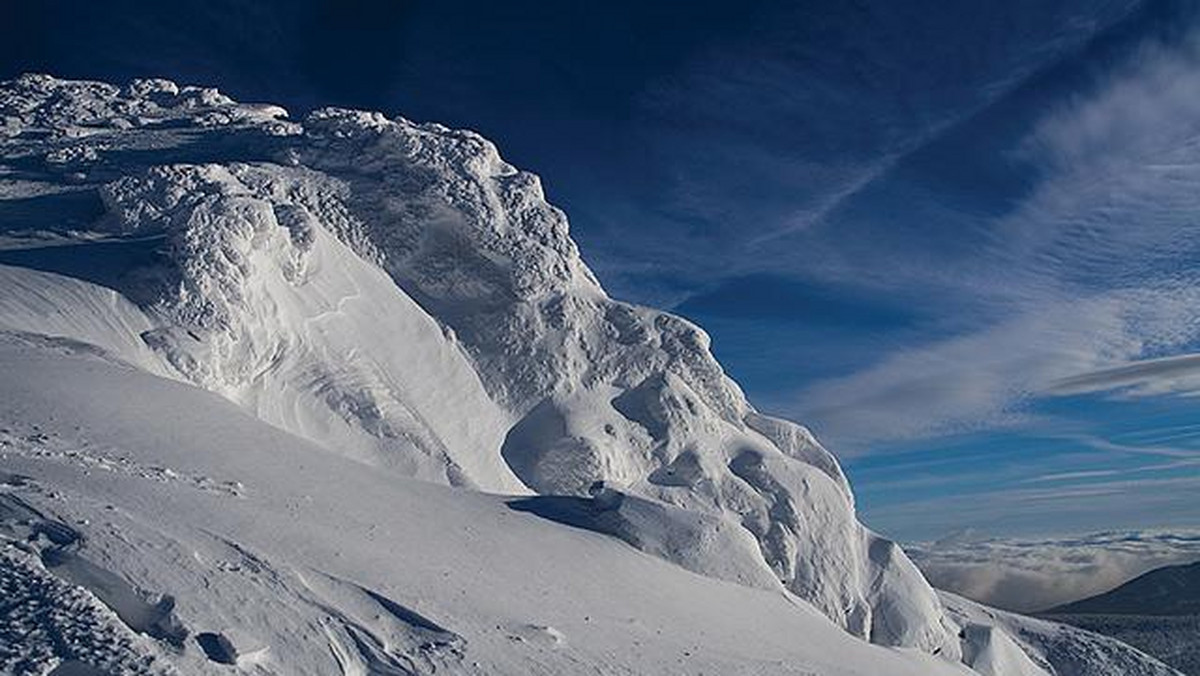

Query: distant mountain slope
[1041,560,1200,675]
[1048,560,1200,616]
[1039,614,1200,676]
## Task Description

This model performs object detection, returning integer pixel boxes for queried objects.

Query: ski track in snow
[0,426,245,499]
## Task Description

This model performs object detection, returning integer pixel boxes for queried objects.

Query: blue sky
[6,0,1200,541]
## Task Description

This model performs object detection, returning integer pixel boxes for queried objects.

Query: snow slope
[0,333,968,676]
[0,74,1180,675]
[942,592,1180,676]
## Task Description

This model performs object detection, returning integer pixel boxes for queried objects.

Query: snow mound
[960,622,1050,676]
[508,482,784,591]
[0,265,165,375]
[286,106,957,653]
[96,162,520,490]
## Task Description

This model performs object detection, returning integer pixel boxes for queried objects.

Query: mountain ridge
[0,73,1180,675]
[1047,559,1200,616]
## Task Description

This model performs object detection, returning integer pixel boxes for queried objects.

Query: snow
[98,162,521,489]
[0,337,971,675]
[0,74,1182,675]
[941,592,1180,676]
[0,264,166,376]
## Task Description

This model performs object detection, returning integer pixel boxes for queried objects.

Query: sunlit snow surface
[0,75,1179,675]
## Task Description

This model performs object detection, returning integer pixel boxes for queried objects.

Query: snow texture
[942,592,1182,676]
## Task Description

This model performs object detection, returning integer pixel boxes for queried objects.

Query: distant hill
[1047,560,1200,616]
[1038,614,1200,676]
[1041,560,1200,675]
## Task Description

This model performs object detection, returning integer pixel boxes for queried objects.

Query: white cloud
[909,530,1200,613]
[864,470,1200,554]
[1048,352,1200,397]
[791,293,1154,448]
[1026,35,1200,174]
[1025,456,1200,482]
[748,154,904,246]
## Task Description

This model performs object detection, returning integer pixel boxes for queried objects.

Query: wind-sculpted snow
[0,338,975,676]
[0,74,1178,675]
[278,101,957,654]
[96,162,521,490]
[941,592,1182,676]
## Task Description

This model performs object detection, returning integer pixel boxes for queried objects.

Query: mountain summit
[0,74,1178,675]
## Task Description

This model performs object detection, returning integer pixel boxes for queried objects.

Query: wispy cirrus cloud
[1048,352,1200,396]
[790,290,1194,448]
[785,21,1200,451]
[1025,456,1200,483]
[585,1,1136,301]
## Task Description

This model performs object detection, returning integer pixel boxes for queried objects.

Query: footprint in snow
[506,623,565,648]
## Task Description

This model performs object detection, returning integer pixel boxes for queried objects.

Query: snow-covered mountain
[0,74,1179,675]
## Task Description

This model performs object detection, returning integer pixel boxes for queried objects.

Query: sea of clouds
[908,530,1200,612]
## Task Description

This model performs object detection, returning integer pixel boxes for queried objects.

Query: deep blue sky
[6,0,1200,540]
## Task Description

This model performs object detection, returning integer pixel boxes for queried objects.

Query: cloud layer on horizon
[908,530,1200,613]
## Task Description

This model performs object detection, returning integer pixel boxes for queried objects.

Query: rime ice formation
[0,75,1181,675]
